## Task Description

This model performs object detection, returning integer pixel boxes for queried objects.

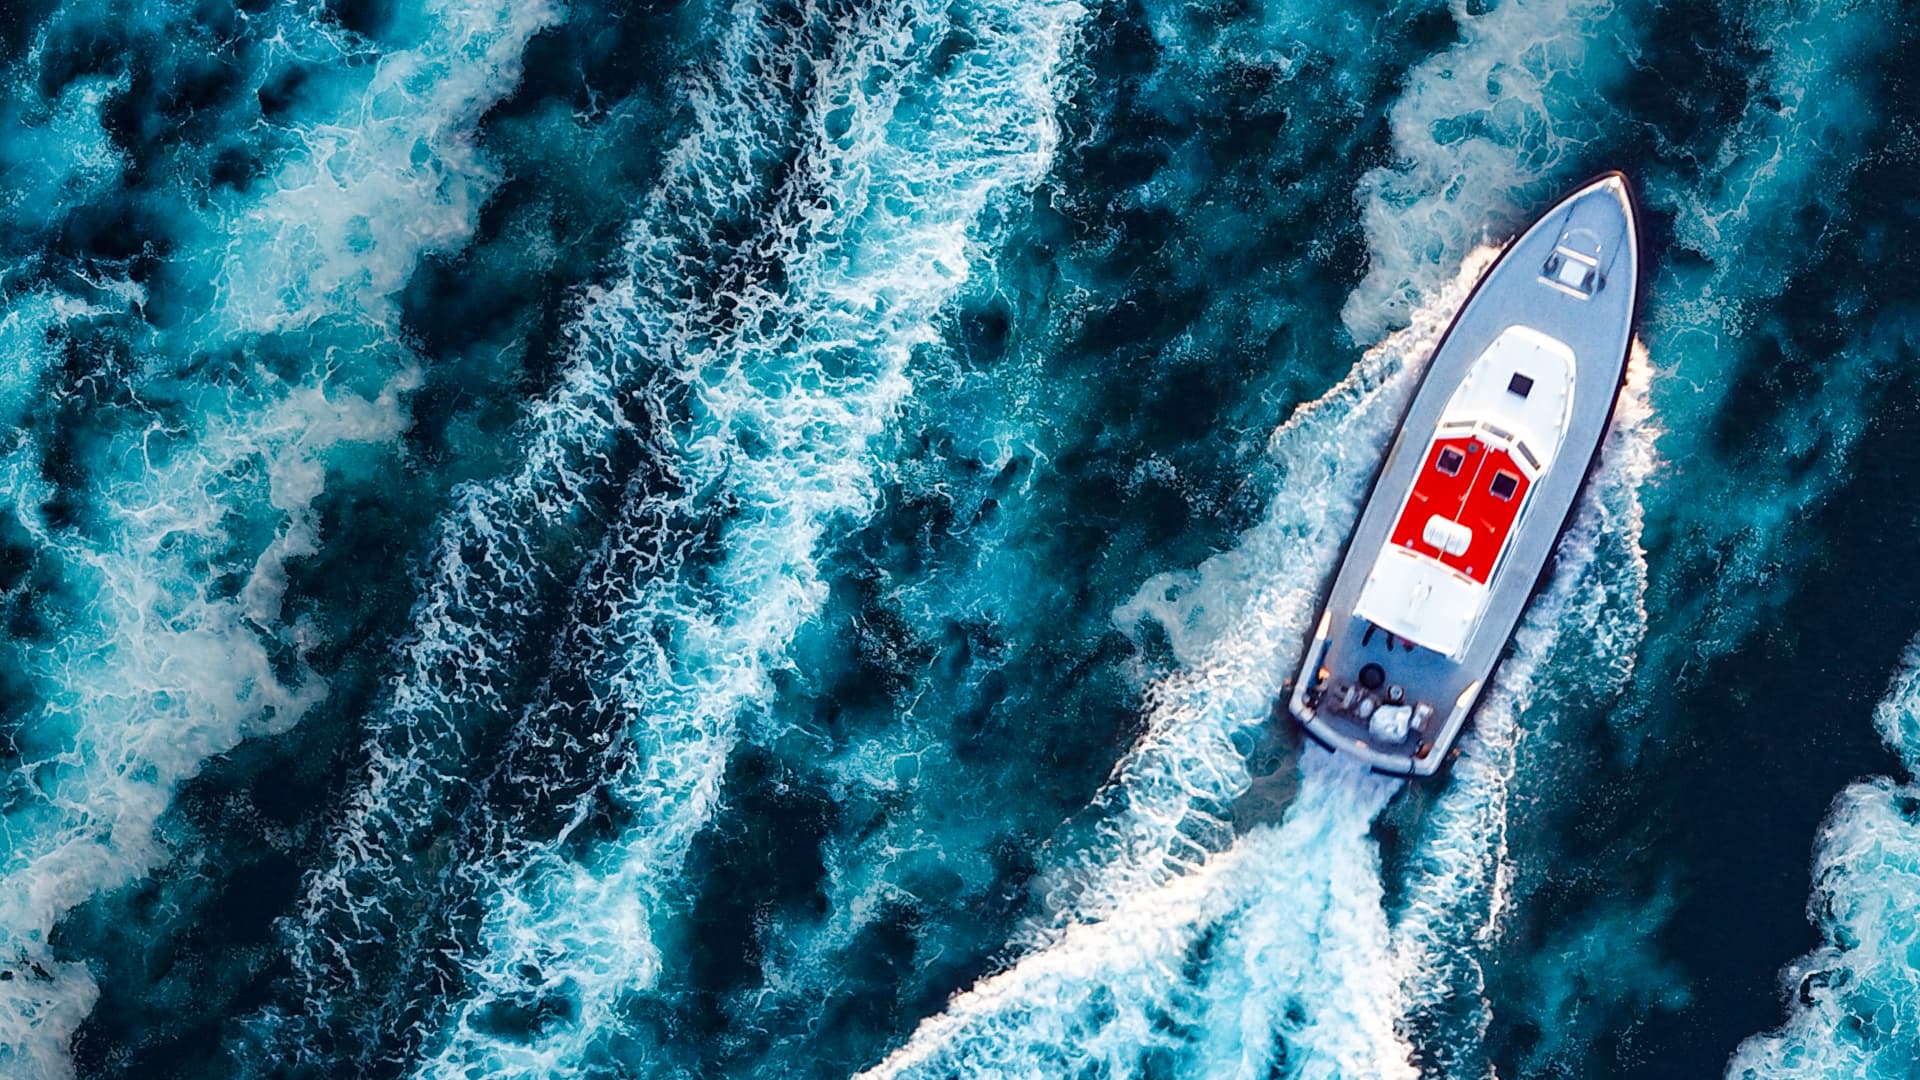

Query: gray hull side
[1288,174,1641,776]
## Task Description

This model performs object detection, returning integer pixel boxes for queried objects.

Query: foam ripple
[1728,643,1920,1078]
[300,0,1091,1073]
[0,1,553,1073]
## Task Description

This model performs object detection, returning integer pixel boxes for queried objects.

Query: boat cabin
[1354,325,1577,658]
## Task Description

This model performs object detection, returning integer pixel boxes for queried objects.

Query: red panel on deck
[1387,435,1531,584]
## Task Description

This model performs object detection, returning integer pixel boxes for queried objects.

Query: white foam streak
[865,750,1413,1080]
[274,5,806,1043]
[0,2,552,1073]
[1727,645,1920,1078]
[202,2,558,340]
[408,0,1087,1073]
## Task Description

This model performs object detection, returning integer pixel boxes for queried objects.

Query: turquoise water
[1,0,1917,1076]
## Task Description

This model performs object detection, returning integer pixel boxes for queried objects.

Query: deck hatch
[1541,246,1602,299]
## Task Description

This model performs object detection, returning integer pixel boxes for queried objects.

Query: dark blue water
[1,0,1916,1077]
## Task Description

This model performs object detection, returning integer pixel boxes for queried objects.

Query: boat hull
[1288,173,1642,776]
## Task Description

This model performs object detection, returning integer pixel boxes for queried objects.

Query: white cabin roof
[1437,325,1576,474]
[1353,546,1484,659]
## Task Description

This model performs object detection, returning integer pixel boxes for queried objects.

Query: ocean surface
[0,0,1916,1076]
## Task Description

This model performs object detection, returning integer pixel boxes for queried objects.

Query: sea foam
[1728,642,1920,1079]
[277,0,1091,1073]
[863,749,1412,1080]
[0,0,553,1073]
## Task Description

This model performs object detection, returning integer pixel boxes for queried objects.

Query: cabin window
[1507,372,1534,398]
[1436,446,1465,476]
[1490,470,1519,501]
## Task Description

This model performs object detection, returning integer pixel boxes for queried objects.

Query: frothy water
[2,0,1914,1075]
[0,0,553,1072]
[252,0,1093,1073]
[866,245,1657,1077]
[1728,642,1920,1079]
[864,749,1410,1080]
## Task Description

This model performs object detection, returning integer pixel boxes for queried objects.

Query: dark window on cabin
[1508,373,1534,398]
[1436,447,1465,475]
[1490,470,1519,500]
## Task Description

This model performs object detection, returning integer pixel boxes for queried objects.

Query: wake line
[222,0,1093,1073]
[414,1,1089,1072]
[0,1,553,1074]
[1320,2,1665,1066]
[864,750,1411,1080]
[862,253,1499,1078]
[1372,0,1899,1063]
[254,0,828,1062]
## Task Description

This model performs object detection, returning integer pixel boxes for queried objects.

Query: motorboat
[1287,172,1642,776]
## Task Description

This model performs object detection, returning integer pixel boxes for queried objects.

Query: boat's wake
[866,250,1658,1076]
[863,750,1410,1080]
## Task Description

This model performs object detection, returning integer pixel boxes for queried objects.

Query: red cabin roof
[1386,434,1532,584]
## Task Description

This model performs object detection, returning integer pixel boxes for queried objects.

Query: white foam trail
[271,2,809,1049]
[858,251,1501,1078]
[1036,246,1498,935]
[405,0,1088,1074]
[0,1,553,1074]
[1389,343,1657,1072]
[1726,645,1920,1078]
[864,749,1412,1080]
[1343,0,1636,342]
